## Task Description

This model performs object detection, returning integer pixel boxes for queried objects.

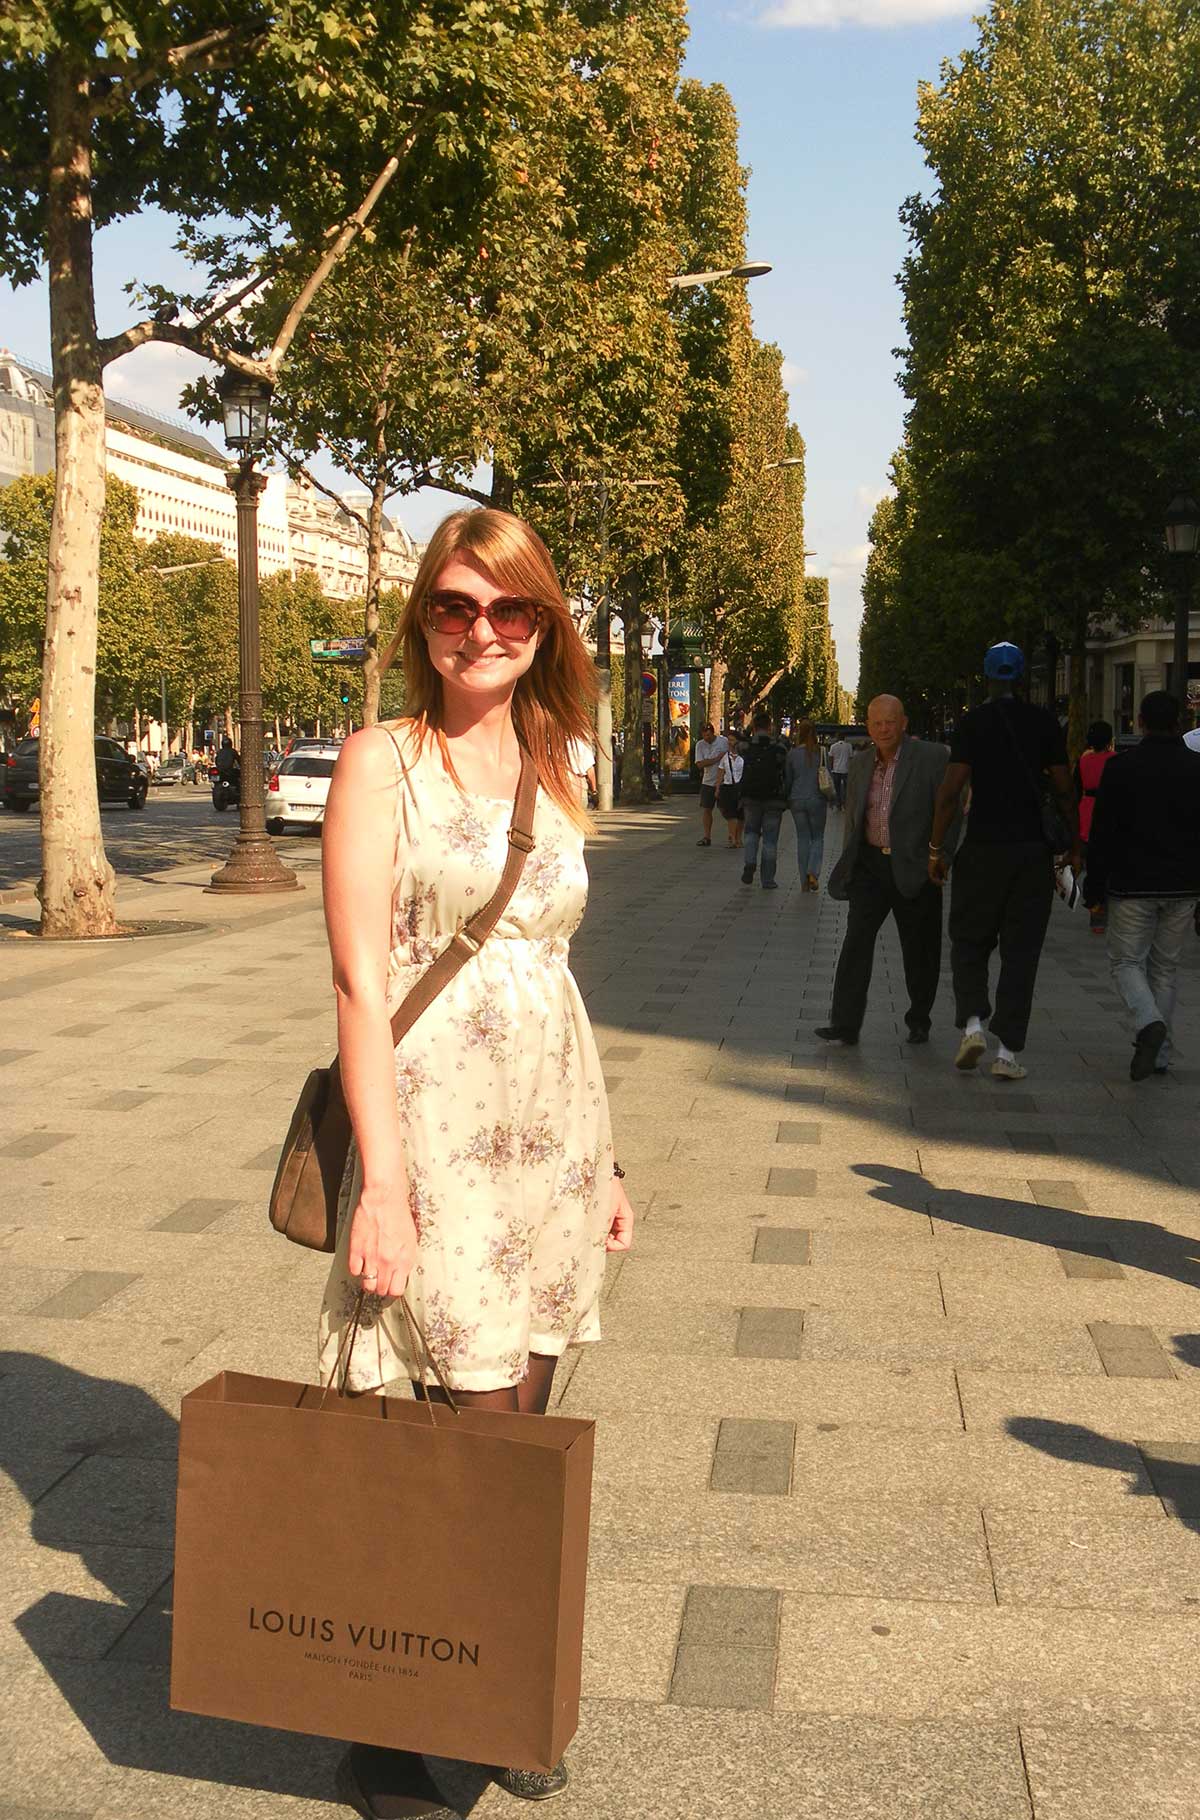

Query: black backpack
[740,737,787,802]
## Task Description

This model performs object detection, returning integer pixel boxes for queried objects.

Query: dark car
[3,735,148,812]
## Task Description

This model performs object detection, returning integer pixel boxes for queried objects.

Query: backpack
[739,737,787,802]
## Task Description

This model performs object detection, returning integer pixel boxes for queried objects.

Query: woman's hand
[606,1174,635,1253]
[348,1180,418,1301]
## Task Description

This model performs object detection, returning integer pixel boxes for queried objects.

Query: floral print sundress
[318,723,613,1392]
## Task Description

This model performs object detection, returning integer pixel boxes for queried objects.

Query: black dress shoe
[905,1027,930,1045]
[335,1746,457,1819]
[494,1763,570,1801]
[814,1025,858,1045]
[1131,1019,1167,1082]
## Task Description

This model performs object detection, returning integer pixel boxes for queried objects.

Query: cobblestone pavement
[3,801,1200,1818]
[0,790,319,898]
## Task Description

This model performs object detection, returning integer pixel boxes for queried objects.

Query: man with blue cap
[927,642,1077,1079]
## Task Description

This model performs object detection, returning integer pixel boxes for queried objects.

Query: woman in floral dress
[318,507,633,1820]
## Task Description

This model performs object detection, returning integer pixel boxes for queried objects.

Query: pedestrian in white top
[693,721,729,846]
[717,741,744,847]
[827,735,852,809]
[566,734,597,809]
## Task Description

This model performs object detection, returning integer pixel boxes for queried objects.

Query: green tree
[898,0,1200,749]
[1,0,544,934]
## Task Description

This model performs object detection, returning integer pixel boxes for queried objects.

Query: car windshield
[279,756,336,778]
[15,739,38,757]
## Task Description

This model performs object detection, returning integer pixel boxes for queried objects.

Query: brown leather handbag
[268,745,538,1252]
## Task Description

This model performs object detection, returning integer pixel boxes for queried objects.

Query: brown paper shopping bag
[170,1362,594,1772]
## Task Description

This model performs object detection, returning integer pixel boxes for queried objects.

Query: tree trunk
[274,713,281,746]
[620,576,648,804]
[362,451,388,727]
[38,54,118,937]
[225,703,235,742]
[706,657,727,728]
[1067,610,1088,762]
[185,688,195,755]
[490,461,515,512]
[133,703,141,748]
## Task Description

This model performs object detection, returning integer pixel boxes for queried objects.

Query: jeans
[949,841,1054,1052]
[1106,896,1195,1062]
[742,802,784,885]
[832,773,847,808]
[790,801,827,880]
[830,846,943,1034]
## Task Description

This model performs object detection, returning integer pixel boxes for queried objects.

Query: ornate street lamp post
[208,370,299,894]
[1165,494,1199,716]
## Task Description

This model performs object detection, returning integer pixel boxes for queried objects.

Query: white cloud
[855,483,890,514]
[826,543,871,573]
[762,0,970,27]
[104,340,208,420]
[781,358,809,391]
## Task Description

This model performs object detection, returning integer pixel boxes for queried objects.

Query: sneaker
[1131,1019,1168,1082]
[697,837,711,847]
[905,1026,930,1045]
[954,1029,987,1071]
[741,867,754,884]
[494,1763,570,1802]
[991,1055,1027,1081]
[814,1025,859,1045]
[762,881,779,890]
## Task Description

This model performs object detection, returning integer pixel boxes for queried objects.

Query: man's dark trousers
[949,840,1054,1052]
[829,845,943,1035]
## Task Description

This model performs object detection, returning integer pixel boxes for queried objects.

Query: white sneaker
[954,1030,987,1071]
[991,1055,1027,1081]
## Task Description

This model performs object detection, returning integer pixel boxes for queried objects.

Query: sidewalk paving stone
[4,799,1200,1814]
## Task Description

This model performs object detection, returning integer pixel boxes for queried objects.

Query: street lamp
[766,457,805,470]
[1164,494,1199,716]
[668,262,772,291]
[207,369,299,895]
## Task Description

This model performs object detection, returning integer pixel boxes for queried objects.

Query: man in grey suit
[815,695,958,1046]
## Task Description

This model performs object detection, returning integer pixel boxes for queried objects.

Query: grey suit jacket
[828,737,959,901]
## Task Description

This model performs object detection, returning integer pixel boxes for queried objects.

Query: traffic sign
[309,637,367,665]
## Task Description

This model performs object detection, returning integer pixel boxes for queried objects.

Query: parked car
[265,742,341,833]
[3,735,148,812]
[153,754,204,786]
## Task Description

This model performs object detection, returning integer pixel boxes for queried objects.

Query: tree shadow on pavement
[0,1352,488,1813]
[851,1163,1200,1297]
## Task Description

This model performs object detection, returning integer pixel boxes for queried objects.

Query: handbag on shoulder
[269,744,538,1252]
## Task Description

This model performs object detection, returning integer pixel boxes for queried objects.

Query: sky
[0,0,983,693]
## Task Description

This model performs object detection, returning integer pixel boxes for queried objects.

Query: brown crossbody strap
[385,741,538,1050]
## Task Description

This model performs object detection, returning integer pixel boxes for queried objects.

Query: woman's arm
[322,728,417,1301]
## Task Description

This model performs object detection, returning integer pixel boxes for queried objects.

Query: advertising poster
[665,673,692,774]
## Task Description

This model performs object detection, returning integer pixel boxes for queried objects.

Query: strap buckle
[450,925,483,960]
[507,828,536,854]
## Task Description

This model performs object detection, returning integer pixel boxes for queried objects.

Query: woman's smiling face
[423,556,542,702]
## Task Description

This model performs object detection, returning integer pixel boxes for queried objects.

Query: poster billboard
[665,672,692,774]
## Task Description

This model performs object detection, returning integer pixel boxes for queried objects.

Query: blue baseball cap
[984,641,1024,681]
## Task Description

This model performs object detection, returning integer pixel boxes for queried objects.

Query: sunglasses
[425,590,543,644]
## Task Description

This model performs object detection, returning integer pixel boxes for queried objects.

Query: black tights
[414,1351,559,1415]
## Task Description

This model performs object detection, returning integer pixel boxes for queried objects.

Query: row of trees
[2,0,836,934]
[858,0,1200,743]
[0,475,397,741]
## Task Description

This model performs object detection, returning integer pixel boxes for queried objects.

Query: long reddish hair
[380,508,597,825]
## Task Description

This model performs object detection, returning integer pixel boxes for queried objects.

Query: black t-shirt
[949,697,1067,844]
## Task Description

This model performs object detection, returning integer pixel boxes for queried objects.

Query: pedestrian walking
[786,719,829,891]
[827,731,852,808]
[1075,719,1115,933]
[694,721,729,847]
[316,506,634,1816]
[816,694,957,1046]
[717,740,744,847]
[928,641,1077,1081]
[1083,690,1200,1080]
[739,710,789,890]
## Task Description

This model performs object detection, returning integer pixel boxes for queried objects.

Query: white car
[265,743,341,833]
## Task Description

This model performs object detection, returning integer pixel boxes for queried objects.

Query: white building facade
[0,352,422,594]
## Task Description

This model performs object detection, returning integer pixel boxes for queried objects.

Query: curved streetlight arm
[668,261,772,291]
